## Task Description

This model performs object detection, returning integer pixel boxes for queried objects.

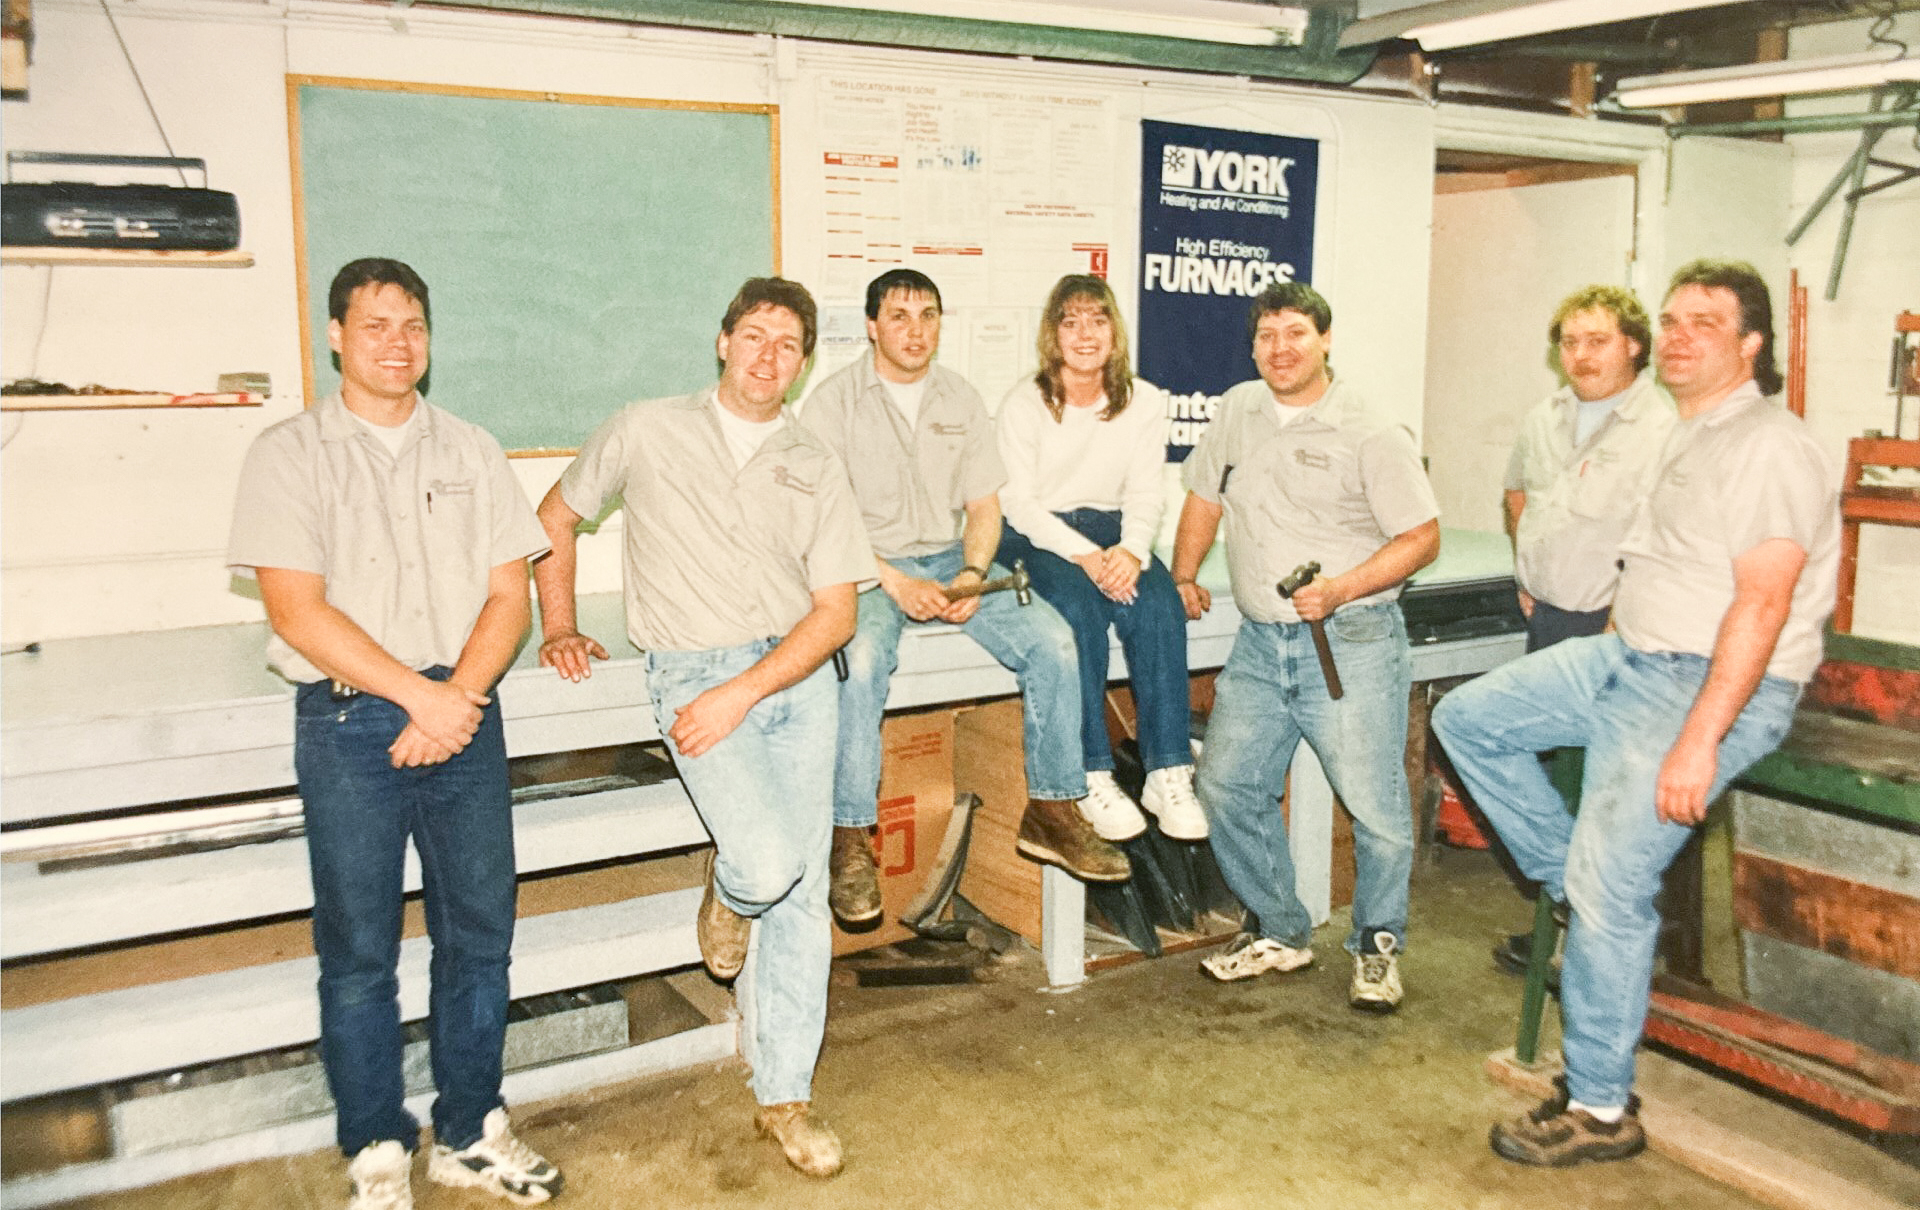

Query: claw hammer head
[1277,561,1321,599]
[1011,560,1031,606]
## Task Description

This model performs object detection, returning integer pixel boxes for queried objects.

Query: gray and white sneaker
[427,1108,563,1205]
[348,1139,413,1210]
[1200,932,1313,982]
[1079,770,1147,841]
[1142,764,1208,839]
[1350,930,1404,1013]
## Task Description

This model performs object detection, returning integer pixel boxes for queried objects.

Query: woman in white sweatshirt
[994,275,1207,842]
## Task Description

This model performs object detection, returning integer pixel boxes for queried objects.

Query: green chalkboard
[291,77,778,452]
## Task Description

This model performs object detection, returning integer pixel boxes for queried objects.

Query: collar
[1693,378,1767,428]
[1552,371,1668,424]
[851,350,950,410]
[694,382,806,454]
[314,390,436,444]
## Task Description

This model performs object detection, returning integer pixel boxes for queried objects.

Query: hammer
[943,560,1032,606]
[1277,561,1343,700]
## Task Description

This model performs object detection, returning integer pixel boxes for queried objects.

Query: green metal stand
[1514,748,1583,1065]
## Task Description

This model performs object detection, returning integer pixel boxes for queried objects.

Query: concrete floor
[66,846,1776,1210]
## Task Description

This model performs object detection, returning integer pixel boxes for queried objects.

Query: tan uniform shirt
[1184,377,1439,625]
[1504,373,1678,612]
[560,387,874,653]
[799,356,1005,560]
[1612,382,1839,684]
[227,392,549,684]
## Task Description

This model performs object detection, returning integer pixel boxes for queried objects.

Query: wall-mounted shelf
[1,393,264,412]
[0,247,253,268]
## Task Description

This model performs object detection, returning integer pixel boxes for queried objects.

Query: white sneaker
[348,1140,413,1210]
[1350,930,1404,1013]
[1142,764,1208,839]
[1199,933,1313,982]
[427,1107,563,1205]
[1077,770,1147,841]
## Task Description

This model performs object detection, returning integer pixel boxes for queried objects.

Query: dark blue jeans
[295,668,516,1157]
[997,509,1192,774]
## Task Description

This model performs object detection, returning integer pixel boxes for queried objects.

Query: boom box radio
[3,152,240,251]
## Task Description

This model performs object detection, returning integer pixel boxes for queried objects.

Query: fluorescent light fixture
[765,0,1313,46]
[1340,0,1730,52]
[1613,50,1920,108]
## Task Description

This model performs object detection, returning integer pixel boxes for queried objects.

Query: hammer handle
[943,576,1014,601]
[1307,620,1344,700]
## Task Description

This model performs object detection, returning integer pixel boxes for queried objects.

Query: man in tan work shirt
[800,267,1129,927]
[1172,280,1440,1014]
[1435,260,1839,1167]
[533,278,871,1179]
[1493,284,1677,978]
[228,258,562,1209]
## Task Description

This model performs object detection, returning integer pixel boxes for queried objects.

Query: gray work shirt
[559,386,874,653]
[1505,373,1678,612]
[1184,377,1439,624]
[1612,382,1839,684]
[798,355,1005,560]
[227,392,549,685]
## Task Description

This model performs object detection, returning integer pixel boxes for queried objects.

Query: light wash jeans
[647,641,837,1107]
[1197,603,1414,955]
[997,510,1193,775]
[835,543,1086,827]
[294,667,514,1157]
[1431,634,1799,1107]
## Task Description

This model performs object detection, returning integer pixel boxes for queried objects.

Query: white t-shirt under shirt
[879,375,928,430]
[350,404,419,459]
[995,377,1171,563]
[712,398,785,470]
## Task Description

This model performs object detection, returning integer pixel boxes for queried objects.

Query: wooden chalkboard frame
[287,75,781,455]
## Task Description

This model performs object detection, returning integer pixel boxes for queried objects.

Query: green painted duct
[419,0,1378,85]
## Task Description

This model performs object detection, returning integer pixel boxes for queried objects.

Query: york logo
[1160,145,1294,198]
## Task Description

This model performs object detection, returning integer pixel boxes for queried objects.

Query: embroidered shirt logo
[428,478,476,496]
[1293,448,1331,470]
[771,465,816,495]
[931,422,967,437]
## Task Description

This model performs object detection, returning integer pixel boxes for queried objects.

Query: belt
[329,680,361,700]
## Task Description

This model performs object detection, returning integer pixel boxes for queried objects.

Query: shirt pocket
[1568,447,1632,520]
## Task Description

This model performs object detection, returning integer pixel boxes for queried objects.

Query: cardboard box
[834,708,958,956]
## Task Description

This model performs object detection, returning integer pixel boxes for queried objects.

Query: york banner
[1138,119,1319,461]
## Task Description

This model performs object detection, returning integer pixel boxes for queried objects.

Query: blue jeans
[1431,634,1799,1107]
[294,668,516,1157]
[997,510,1193,774]
[1197,604,1414,954]
[648,642,836,1106]
[836,543,1086,826]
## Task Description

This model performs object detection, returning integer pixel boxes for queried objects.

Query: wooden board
[1732,850,1920,981]
[0,392,263,412]
[0,248,252,267]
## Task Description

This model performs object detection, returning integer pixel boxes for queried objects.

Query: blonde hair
[1035,275,1133,422]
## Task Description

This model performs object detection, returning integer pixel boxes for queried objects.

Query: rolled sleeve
[1724,428,1832,560]
[805,457,878,590]
[227,425,323,578]
[1360,426,1441,537]
[1182,407,1232,504]
[559,407,633,524]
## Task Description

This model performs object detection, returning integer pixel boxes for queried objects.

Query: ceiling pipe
[423,0,1379,84]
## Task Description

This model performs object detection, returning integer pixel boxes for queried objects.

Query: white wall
[1,0,1435,645]
[1424,174,1637,532]
[1785,13,1920,645]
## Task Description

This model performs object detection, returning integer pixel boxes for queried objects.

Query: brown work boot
[1489,1077,1646,1167]
[698,852,750,980]
[1016,797,1131,882]
[828,825,884,924]
[754,1101,844,1178]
